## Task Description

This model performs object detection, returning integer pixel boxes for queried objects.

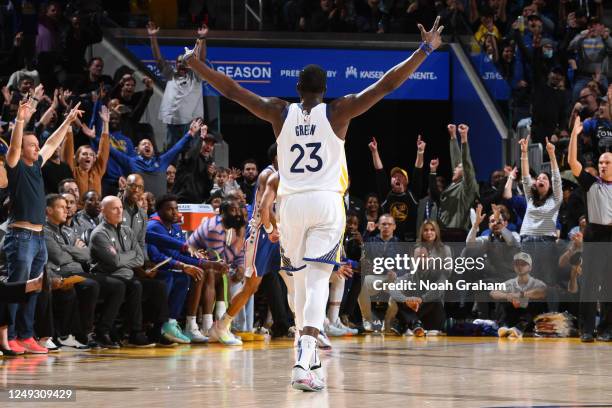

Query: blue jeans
[4,229,48,340]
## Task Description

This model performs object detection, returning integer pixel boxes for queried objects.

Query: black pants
[579,225,612,334]
[396,301,446,331]
[340,272,362,324]
[115,276,168,334]
[499,302,546,332]
[89,274,126,336]
[52,277,100,339]
[256,271,290,336]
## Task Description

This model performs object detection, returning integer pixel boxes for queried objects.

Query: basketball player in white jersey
[183,18,444,391]
[210,144,280,344]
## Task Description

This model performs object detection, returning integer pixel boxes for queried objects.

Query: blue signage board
[128,45,449,100]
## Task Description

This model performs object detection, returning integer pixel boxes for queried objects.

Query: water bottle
[517,16,525,33]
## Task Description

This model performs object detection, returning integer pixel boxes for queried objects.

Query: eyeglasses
[579,93,594,100]
[127,184,145,191]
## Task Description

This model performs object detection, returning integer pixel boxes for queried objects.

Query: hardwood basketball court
[2,336,612,407]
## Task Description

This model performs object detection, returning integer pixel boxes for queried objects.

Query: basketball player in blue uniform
[209,144,281,345]
[184,18,444,391]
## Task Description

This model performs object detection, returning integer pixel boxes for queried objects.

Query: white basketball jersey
[277,103,348,197]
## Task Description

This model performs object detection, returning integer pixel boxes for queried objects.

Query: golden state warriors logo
[390,202,408,222]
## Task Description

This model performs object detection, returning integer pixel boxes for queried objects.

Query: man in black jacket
[174,126,216,204]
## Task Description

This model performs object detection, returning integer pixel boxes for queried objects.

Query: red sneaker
[7,340,26,355]
[17,338,48,354]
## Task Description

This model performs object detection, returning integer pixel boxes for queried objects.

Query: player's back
[277,103,348,198]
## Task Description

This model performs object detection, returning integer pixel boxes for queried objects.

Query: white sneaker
[324,321,345,337]
[426,330,442,336]
[404,328,414,336]
[317,332,332,350]
[57,335,89,350]
[185,326,209,343]
[291,366,325,392]
[498,326,510,338]
[508,327,523,338]
[334,318,358,335]
[40,338,61,353]
[363,320,374,332]
[209,321,243,346]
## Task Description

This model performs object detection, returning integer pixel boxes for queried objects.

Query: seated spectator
[429,124,478,242]
[89,196,168,347]
[143,191,156,217]
[210,167,241,198]
[61,106,110,196]
[174,124,216,203]
[358,213,401,332]
[58,178,80,203]
[390,245,448,336]
[74,190,102,242]
[187,199,246,342]
[467,204,521,283]
[166,164,176,192]
[110,119,200,198]
[60,192,79,237]
[44,194,109,349]
[369,135,424,241]
[147,194,227,344]
[490,252,547,338]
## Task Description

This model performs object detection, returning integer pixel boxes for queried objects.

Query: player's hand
[335,264,353,279]
[269,227,280,243]
[182,264,204,281]
[418,16,444,50]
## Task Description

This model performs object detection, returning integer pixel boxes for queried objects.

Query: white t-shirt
[158,63,204,125]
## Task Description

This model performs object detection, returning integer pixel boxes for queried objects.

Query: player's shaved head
[297,64,326,95]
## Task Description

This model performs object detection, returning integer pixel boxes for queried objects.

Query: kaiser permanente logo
[211,60,272,83]
[345,65,437,80]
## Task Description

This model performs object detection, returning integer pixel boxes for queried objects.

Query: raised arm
[459,125,478,195]
[447,124,461,170]
[545,137,562,203]
[328,18,444,134]
[40,103,83,166]
[502,166,517,200]
[61,126,75,171]
[568,116,583,178]
[368,137,383,170]
[93,106,110,175]
[184,32,288,132]
[7,99,33,168]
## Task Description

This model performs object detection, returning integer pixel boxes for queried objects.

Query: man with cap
[368,136,424,241]
[174,123,217,204]
[490,252,547,338]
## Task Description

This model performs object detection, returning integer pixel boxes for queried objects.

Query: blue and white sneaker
[162,321,191,344]
[209,321,243,346]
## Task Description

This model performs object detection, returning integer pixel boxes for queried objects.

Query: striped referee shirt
[519,168,563,237]
[187,215,245,268]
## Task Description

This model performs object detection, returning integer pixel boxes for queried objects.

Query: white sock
[185,316,197,330]
[295,334,317,370]
[221,313,233,329]
[203,314,213,331]
[168,318,177,325]
[328,274,344,323]
[215,301,226,321]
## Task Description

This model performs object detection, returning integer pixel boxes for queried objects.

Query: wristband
[419,42,433,56]
[264,224,274,234]
[15,119,24,124]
